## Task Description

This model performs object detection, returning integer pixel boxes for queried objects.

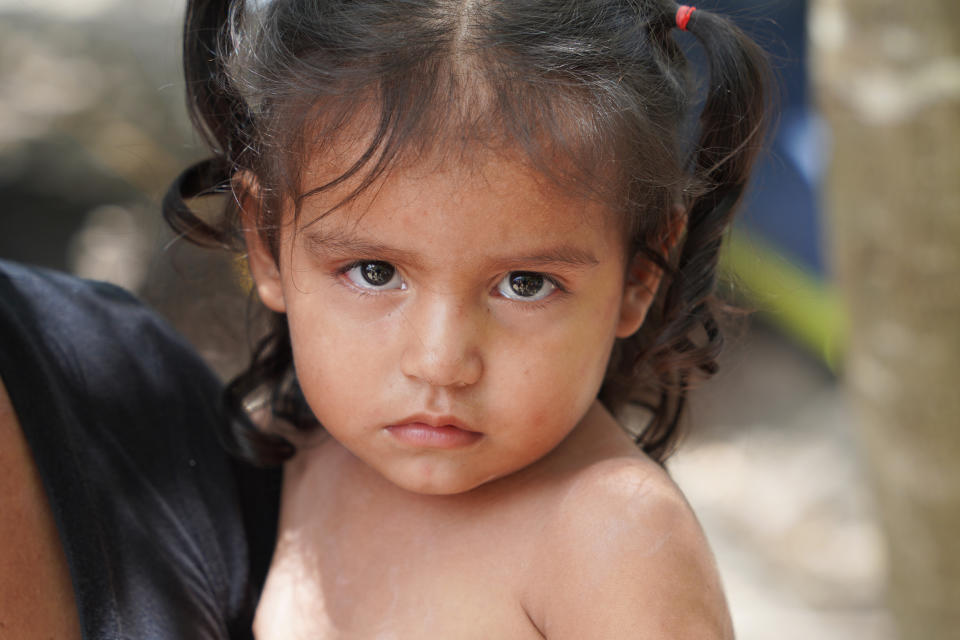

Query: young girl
[166,0,770,636]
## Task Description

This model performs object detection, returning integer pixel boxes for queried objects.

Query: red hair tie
[676,5,696,31]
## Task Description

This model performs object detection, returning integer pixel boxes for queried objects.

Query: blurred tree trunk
[811,1,960,638]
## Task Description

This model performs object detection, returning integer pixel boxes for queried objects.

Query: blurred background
[1,1,956,638]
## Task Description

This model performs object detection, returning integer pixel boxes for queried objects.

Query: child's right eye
[341,261,405,291]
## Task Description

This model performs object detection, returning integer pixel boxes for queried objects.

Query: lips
[385,415,482,449]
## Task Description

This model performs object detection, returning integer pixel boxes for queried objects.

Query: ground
[673,324,894,639]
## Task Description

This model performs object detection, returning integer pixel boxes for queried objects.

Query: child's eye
[496,271,557,302]
[342,261,405,291]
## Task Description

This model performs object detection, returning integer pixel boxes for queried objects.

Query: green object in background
[721,232,847,370]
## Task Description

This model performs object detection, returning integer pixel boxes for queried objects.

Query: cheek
[493,294,621,420]
[285,301,386,402]
[281,268,399,369]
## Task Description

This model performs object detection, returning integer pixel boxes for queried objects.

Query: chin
[392,476,480,496]
[384,466,496,496]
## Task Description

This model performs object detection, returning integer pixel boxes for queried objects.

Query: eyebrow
[303,227,600,270]
[495,247,601,270]
[304,227,419,264]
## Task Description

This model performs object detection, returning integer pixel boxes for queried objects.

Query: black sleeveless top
[0,260,281,639]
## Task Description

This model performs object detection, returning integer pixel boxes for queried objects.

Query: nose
[400,294,483,388]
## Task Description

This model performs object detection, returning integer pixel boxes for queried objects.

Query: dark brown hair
[164,0,771,465]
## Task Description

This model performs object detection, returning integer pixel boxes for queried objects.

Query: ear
[615,254,663,338]
[615,205,687,339]
[235,172,287,313]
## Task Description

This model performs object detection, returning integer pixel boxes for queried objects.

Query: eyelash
[335,260,401,294]
[499,275,567,309]
[333,261,568,306]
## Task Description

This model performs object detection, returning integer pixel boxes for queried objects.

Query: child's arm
[523,459,732,639]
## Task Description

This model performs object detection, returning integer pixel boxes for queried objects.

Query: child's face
[246,149,657,495]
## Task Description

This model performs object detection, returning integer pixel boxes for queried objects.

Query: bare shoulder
[523,455,733,639]
[0,380,82,639]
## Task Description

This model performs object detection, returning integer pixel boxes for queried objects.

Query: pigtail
[183,0,243,159]
[630,5,770,460]
[162,0,245,250]
[162,0,299,466]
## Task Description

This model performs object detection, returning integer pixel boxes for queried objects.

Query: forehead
[296,142,619,244]
[283,96,625,215]
[291,110,621,229]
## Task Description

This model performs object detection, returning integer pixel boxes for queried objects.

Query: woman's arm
[0,379,81,639]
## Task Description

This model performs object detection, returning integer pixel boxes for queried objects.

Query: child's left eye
[342,261,405,291]
[496,271,557,302]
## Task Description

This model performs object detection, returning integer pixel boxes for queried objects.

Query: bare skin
[255,402,732,639]
[248,146,733,638]
[0,379,81,639]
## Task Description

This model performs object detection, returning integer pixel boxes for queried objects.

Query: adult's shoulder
[0,258,214,397]
[524,454,733,639]
[0,259,229,478]
[0,260,280,639]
